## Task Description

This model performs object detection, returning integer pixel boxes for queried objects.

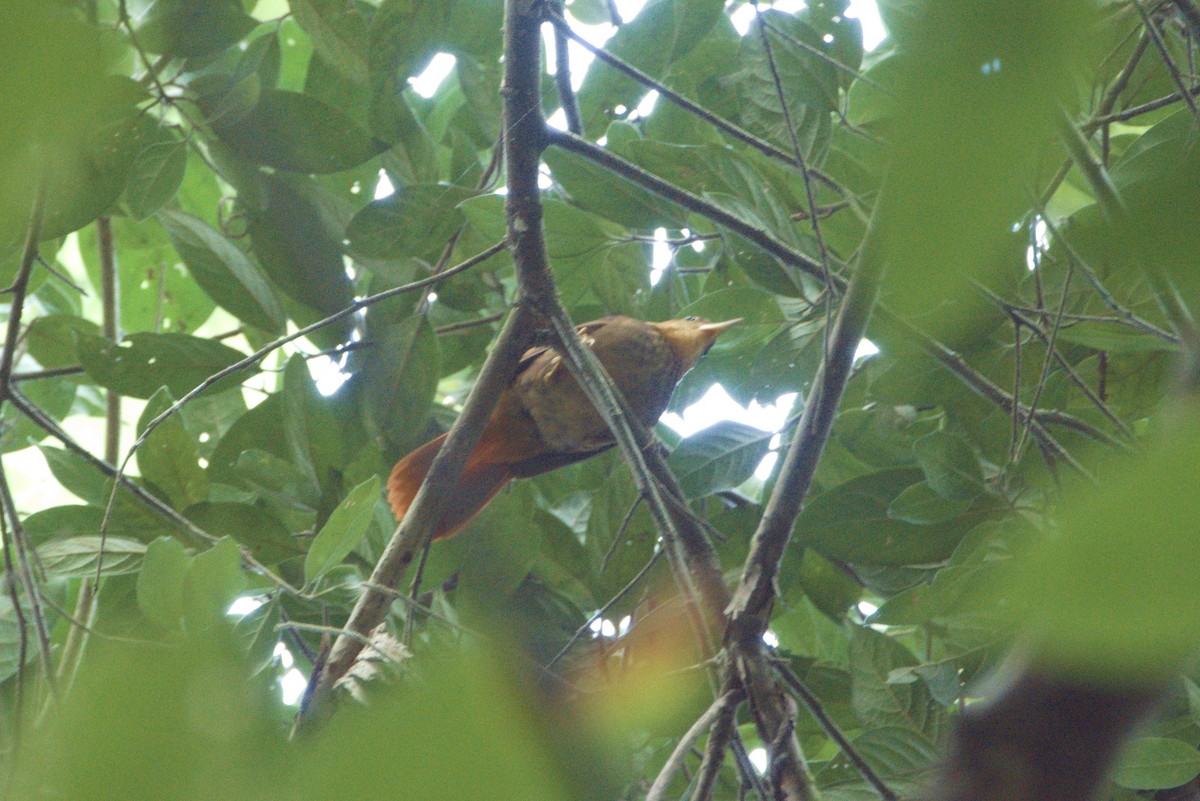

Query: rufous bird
[387,315,742,540]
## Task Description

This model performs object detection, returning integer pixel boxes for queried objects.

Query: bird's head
[650,316,744,370]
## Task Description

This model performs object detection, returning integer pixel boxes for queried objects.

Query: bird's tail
[386,432,514,541]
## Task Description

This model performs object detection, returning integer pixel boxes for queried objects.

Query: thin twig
[753,11,836,308]
[11,365,87,381]
[553,22,584,134]
[544,549,662,671]
[758,15,887,93]
[974,286,1132,438]
[1137,1,1200,117]
[434,311,507,336]
[599,494,643,574]
[1039,212,1178,342]
[775,662,897,801]
[545,9,852,199]
[0,467,57,699]
[1090,83,1200,124]
[1015,265,1075,463]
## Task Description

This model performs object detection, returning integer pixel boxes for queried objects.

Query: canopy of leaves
[2,0,1199,799]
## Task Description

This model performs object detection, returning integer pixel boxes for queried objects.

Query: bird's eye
[684,315,698,321]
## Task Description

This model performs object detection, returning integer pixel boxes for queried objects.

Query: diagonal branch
[726,215,886,799]
[544,9,852,199]
[646,690,743,801]
[546,128,1106,464]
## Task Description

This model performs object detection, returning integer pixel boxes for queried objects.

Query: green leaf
[202,86,388,173]
[75,331,250,400]
[305,476,382,583]
[137,0,256,58]
[796,548,861,620]
[245,175,355,344]
[0,1,112,244]
[158,210,285,333]
[137,537,191,631]
[23,506,104,547]
[0,597,30,683]
[576,0,725,135]
[736,10,841,157]
[137,389,209,510]
[345,184,479,262]
[282,354,345,488]
[183,538,247,631]
[794,468,970,565]
[184,503,303,565]
[364,316,440,448]
[888,482,972,525]
[913,431,983,501]
[25,314,99,369]
[1054,321,1180,354]
[668,421,773,498]
[544,147,685,230]
[123,132,188,220]
[1115,738,1200,790]
[41,91,145,240]
[40,446,114,507]
[38,536,147,577]
[877,0,1103,339]
[288,0,369,84]
[849,626,944,739]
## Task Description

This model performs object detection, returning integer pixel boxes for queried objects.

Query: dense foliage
[3,0,1200,799]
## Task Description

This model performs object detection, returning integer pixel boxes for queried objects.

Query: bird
[386,315,742,540]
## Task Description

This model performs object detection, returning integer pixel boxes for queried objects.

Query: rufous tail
[386,432,514,540]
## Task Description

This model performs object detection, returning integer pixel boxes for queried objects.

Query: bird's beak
[698,318,744,336]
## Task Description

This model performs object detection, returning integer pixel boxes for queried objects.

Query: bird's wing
[514,317,614,380]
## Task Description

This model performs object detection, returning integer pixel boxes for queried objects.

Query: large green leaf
[75,332,250,399]
[182,538,247,630]
[245,174,355,344]
[137,537,191,631]
[1114,738,1200,791]
[184,503,303,565]
[288,0,369,84]
[137,389,210,511]
[849,626,945,740]
[876,0,1103,338]
[794,468,971,565]
[345,184,479,263]
[364,316,441,449]
[305,476,382,583]
[202,86,388,174]
[38,536,147,577]
[158,210,285,333]
[137,0,255,58]
[123,129,188,221]
[668,421,772,498]
[912,431,983,501]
